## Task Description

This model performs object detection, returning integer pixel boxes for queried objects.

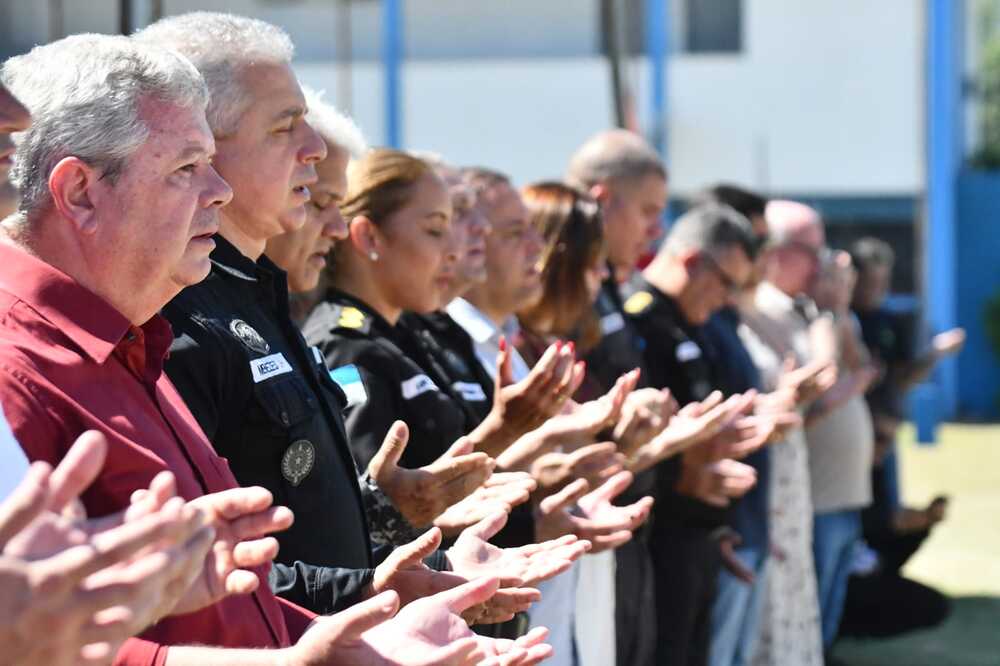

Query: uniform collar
[210,235,290,313]
[0,239,142,364]
[325,288,395,336]
[638,277,693,330]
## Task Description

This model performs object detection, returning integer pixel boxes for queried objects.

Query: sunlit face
[265,141,350,293]
[370,172,456,313]
[93,97,231,303]
[0,82,31,180]
[480,184,545,316]
[212,62,326,245]
[602,172,668,276]
[450,189,492,294]
[683,245,753,324]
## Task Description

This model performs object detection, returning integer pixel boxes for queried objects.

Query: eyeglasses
[700,253,742,295]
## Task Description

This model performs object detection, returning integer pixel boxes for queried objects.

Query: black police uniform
[624,278,726,666]
[582,274,659,666]
[400,311,495,431]
[302,291,470,471]
[163,237,380,615]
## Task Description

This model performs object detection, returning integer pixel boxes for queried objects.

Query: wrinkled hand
[435,473,537,537]
[530,442,625,498]
[0,431,214,666]
[614,386,677,458]
[290,577,553,666]
[446,511,590,590]
[676,459,757,507]
[932,328,965,357]
[372,422,495,528]
[534,472,653,552]
[168,485,294,616]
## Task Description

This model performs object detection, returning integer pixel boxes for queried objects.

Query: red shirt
[0,241,315,665]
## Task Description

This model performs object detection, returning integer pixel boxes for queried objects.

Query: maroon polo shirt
[0,240,314,665]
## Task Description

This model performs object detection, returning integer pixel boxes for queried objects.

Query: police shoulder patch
[333,305,371,334]
[230,319,270,354]
[624,291,654,315]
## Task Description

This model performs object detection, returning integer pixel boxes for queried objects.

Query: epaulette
[623,290,654,315]
[330,303,373,335]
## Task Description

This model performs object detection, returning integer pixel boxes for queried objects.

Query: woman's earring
[369,251,379,261]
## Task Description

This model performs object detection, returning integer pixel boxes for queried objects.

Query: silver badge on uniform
[230,319,270,355]
[281,439,315,486]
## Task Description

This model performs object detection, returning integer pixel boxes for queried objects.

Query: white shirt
[0,405,30,500]
[446,298,531,380]
[446,297,579,666]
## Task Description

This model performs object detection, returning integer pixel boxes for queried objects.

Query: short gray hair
[565,129,667,190]
[135,12,294,137]
[1,33,207,215]
[661,202,758,260]
[301,86,368,158]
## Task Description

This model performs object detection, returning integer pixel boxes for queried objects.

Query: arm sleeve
[339,366,399,472]
[112,639,169,666]
[276,597,316,642]
[162,315,231,443]
[269,561,375,615]
[0,364,71,466]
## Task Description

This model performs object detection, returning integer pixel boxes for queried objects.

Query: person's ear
[589,183,611,207]
[47,156,102,234]
[680,249,702,275]
[348,215,383,261]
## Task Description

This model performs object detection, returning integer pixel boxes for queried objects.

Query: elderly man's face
[96,97,231,296]
[450,191,492,292]
[0,82,31,180]
[212,62,326,245]
[266,141,350,293]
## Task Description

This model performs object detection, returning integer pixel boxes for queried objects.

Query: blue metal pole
[645,0,668,159]
[923,0,962,426]
[382,0,402,148]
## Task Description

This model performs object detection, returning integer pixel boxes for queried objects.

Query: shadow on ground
[833,595,1000,666]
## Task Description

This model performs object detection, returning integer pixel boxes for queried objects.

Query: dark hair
[663,202,759,261]
[692,183,768,222]
[518,181,605,351]
[850,237,895,274]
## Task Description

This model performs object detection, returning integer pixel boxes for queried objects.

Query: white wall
[0,0,924,197]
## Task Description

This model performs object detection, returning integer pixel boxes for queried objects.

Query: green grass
[833,423,1000,665]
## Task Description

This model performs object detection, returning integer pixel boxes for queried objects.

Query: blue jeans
[708,546,769,666]
[813,509,862,647]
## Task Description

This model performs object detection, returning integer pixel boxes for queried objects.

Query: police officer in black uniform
[304,291,471,470]
[624,203,758,666]
[164,235,403,614]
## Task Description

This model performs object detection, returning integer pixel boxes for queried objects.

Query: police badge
[281,439,315,486]
[230,319,270,355]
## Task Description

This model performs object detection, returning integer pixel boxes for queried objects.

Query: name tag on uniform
[329,364,368,407]
[600,311,626,335]
[401,373,438,400]
[250,352,294,383]
[452,381,487,402]
[676,340,702,363]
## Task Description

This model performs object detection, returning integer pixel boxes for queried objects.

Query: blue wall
[956,169,1000,418]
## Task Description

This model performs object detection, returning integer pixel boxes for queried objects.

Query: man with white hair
[140,11,584,627]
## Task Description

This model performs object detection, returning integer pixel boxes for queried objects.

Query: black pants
[616,536,657,666]
[650,526,720,666]
[839,529,950,638]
